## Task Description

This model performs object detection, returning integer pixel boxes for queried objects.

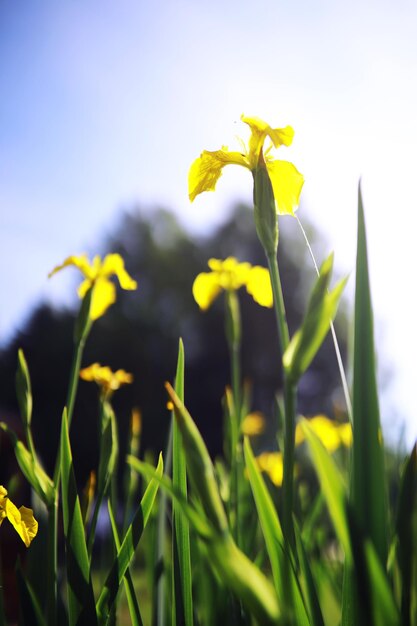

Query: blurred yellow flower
[0,486,38,547]
[49,253,137,320]
[256,451,284,486]
[295,415,352,452]
[189,115,304,216]
[193,257,273,310]
[241,411,266,436]
[80,363,133,397]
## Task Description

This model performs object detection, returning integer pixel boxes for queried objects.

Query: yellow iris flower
[80,363,133,397]
[49,253,137,320]
[295,415,353,452]
[193,257,273,310]
[0,485,38,547]
[189,115,304,216]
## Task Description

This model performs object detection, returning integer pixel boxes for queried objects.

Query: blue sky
[1,0,417,444]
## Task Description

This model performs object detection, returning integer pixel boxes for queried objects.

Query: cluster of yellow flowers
[243,414,352,486]
[0,486,38,547]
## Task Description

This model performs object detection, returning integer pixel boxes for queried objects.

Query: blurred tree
[0,203,348,485]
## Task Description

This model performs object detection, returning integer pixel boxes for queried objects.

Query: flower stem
[225,290,243,546]
[266,252,296,550]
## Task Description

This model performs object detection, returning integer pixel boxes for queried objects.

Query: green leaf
[96,454,163,623]
[107,499,143,626]
[346,508,400,626]
[243,437,310,625]
[283,253,347,383]
[16,348,32,427]
[165,383,228,534]
[16,560,47,626]
[172,339,193,626]
[128,457,213,540]
[300,419,352,560]
[293,521,325,626]
[97,402,119,494]
[395,443,417,626]
[130,457,280,625]
[351,185,388,566]
[60,408,97,626]
[0,422,54,506]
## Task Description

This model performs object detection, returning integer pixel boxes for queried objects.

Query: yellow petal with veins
[265,159,304,216]
[188,148,247,201]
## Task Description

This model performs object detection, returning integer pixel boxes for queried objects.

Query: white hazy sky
[1,0,416,444]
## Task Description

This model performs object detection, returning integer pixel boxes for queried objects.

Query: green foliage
[0,188,414,626]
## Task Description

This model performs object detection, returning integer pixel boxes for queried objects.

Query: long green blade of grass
[351,184,388,563]
[172,338,193,626]
[107,499,143,626]
[16,561,47,626]
[300,419,352,560]
[293,521,326,626]
[96,454,163,623]
[342,186,389,625]
[60,408,98,626]
[395,443,417,626]
[243,437,310,625]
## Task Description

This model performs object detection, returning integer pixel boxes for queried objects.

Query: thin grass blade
[351,185,388,564]
[395,443,417,626]
[243,437,310,625]
[172,338,193,626]
[96,454,163,623]
[60,408,97,626]
[107,499,143,626]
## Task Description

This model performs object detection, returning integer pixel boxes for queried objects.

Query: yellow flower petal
[338,422,353,447]
[0,486,38,547]
[265,159,305,216]
[192,272,222,310]
[241,411,265,436]
[309,415,341,452]
[245,266,273,308]
[80,363,133,395]
[188,149,247,201]
[241,115,295,166]
[256,451,284,486]
[100,254,137,290]
[16,506,38,547]
[90,278,116,320]
[48,254,94,280]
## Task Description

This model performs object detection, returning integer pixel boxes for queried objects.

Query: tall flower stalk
[192,256,273,545]
[189,115,304,548]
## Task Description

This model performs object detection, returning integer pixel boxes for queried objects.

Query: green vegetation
[0,116,415,625]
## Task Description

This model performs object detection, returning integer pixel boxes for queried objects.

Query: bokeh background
[1,0,417,462]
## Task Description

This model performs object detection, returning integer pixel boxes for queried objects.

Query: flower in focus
[49,253,137,320]
[189,115,304,216]
[0,486,38,547]
[255,452,284,487]
[80,363,133,398]
[193,257,273,310]
[295,415,352,452]
[241,411,266,436]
